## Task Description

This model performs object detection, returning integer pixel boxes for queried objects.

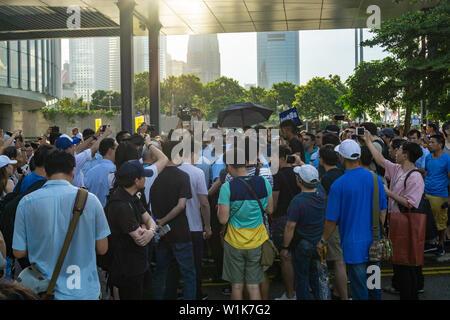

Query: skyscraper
[134,36,168,80]
[257,31,299,89]
[186,34,220,83]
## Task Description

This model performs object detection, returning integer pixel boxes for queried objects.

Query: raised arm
[363,131,386,169]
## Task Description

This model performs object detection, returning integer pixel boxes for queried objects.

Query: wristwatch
[319,238,327,245]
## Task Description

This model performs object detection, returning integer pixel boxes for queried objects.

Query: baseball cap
[0,155,17,169]
[55,134,77,150]
[116,160,154,185]
[378,128,395,139]
[293,164,319,185]
[334,139,361,160]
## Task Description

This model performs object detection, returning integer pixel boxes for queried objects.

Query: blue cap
[55,134,76,150]
[116,160,154,185]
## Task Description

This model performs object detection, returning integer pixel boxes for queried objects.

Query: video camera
[178,105,200,122]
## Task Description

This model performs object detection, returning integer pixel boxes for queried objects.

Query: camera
[50,126,59,134]
[178,105,192,122]
[334,115,345,121]
[357,127,365,136]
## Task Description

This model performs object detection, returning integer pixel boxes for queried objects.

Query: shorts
[326,227,343,262]
[425,194,448,231]
[222,241,264,285]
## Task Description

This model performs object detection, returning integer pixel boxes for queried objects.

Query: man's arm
[282,221,296,248]
[157,198,187,227]
[265,196,274,215]
[129,227,153,247]
[144,136,169,174]
[199,194,212,239]
[0,231,6,259]
[88,126,112,158]
[217,204,230,225]
[272,191,280,213]
[95,238,108,255]
[13,249,27,259]
[141,211,157,231]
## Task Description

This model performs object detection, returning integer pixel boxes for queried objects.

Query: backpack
[373,139,390,177]
[0,178,46,260]
[398,169,438,241]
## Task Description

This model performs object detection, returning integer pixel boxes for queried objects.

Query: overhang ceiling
[0,0,438,40]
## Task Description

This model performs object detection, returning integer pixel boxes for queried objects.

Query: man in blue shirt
[12,150,110,300]
[407,129,430,169]
[316,139,387,300]
[424,135,450,256]
[85,138,118,207]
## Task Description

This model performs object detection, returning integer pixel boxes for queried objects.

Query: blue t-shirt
[14,172,46,193]
[287,183,326,244]
[415,146,430,169]
[13,180,111,300]
[424,153,450,197]
[325,167,387,264]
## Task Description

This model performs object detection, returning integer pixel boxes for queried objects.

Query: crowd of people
[0,116,449,301]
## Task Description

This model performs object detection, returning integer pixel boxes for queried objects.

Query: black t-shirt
[321,168,345,195]
[150,166,192,244]
[106,186,149,277]
[289,137,306,162]
[273,167,301,219]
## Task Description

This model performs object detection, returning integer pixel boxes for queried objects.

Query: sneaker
[275,292,296,300]
[435,244,445,256]
[424,242,438,253]
[222,287,231,296]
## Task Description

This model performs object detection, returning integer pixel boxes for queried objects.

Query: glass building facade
[257,31,300,90]
[0,39,61,98]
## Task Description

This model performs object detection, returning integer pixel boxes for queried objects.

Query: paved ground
[199,244,450,300]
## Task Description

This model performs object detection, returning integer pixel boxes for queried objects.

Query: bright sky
[61,28,388,87]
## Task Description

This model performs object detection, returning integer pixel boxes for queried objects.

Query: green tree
[134,71,149,103]
[203,77,246,120]
[293,76,347,121]
[266,82,299,111]
[160,74,203,114]
[245,86,268,107]
[355,1,450,130]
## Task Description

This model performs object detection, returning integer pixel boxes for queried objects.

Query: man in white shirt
[55,126,112,187]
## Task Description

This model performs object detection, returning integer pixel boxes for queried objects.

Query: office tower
[257,31,299,89]
[186,34,220,83]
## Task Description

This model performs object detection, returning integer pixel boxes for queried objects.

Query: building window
[9,41,19,88]
[20,40,28,90]
[0,41,7,87]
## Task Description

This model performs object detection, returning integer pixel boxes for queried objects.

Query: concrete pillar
[148,0,161,136]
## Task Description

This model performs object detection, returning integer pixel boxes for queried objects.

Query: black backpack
[398,169,438,241]
[0,178,46,260]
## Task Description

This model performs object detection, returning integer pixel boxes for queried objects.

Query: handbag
[368,171,393,262]
[237,177,278,267]
[389,169,427,266]
[16,188,89,299]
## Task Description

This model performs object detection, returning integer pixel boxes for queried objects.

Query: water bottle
[152,217,160,244]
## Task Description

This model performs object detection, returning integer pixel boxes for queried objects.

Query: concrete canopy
[0,0,438,40]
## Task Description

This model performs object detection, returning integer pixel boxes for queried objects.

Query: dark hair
[162,140,181,161]
[33,144,56,168]
[30,142,38,150]
[49,132,61,145]
[319,144,338,166]
[407,129,421,139]
[116,130,131,144]
[391,138,406,151]
[2,146,17,159]
[430,134,445,149]
[99,138,116,157]
[128,134,145,148]
[322,133,340,147]
[44,149,75,177]
[427,123,438,133]
[401,142,423,163]
[0,167,8,196]
[0,280,39,300]
[360,145,373,167]
[304,133,315,141]
[115,142,139,169]
[443,121,450,138]
[279,145,292,159]
[280,120,298,134]
[82,128,95,140]
[393,128,400,137]
[361,122,378,136]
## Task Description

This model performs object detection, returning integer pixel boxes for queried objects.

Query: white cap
[293,164,319,184]
[334,139,361,160]
[75,133,82,140]
[0,155,17,169]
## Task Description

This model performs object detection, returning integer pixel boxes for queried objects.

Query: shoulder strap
[237,177,265,218]
[371,171,380,240]
[46,188,89,296]
[403,169,423,189]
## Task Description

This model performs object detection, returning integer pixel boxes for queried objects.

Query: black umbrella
[217,102,273,128]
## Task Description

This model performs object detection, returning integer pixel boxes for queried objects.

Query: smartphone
[357,127,365,136]
[334,115,345,121]
[286,155,296,164]
[101,125,107,132]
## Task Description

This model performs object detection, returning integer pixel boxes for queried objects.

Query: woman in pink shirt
[364,132,425,300]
